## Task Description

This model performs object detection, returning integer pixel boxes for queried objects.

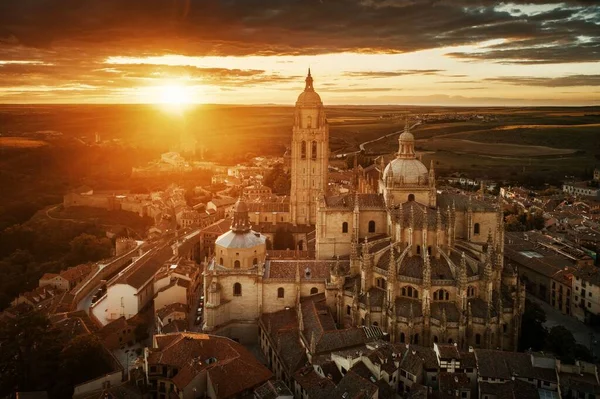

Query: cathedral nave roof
[359,287,385,308]
[437,193,497,212]
[430,302,461,323]
[395,297,423,318]
[265,260,345,280]
[324,193,386,209]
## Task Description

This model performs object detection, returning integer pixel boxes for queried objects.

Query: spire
[388,246,396,282]
[423,253,431,288]
[305,68,314,91]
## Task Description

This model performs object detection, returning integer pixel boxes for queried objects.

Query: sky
[0,0,599,106]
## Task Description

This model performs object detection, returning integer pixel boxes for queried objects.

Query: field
[0,104,599,187]
[0,137,48,148]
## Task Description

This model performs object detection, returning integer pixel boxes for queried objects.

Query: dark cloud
[485,74,600,87]
[0,0,597,64]
[344,70,444,78]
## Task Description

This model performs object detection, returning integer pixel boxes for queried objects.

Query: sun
[160,84,191,106]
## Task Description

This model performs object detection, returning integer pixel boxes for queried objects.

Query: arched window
[373,321,378,326]
[467,286,476,297]
[342,222,348,233]
[413,333,419,344]
[433,289,449,301]
[234,260,241,269]
[277,287,285,298]
[408,194,415,201]
[347,305,351,315]
[400,332,405,343]
[427,246,432,256]
[298,240,304,251]
[301,141,307,159]
[474,223,480,235]
[433,335,438,343]
[368,220,376,233]
[310,287,318,295]
[448,338,453,344]
[311,141,317,159]
[253,258,258,266]
[416,245,421,255]
[307,116,312,128]
[376,278,386,289]
[401,286,418,299]
[233,283,242,296]
[219,258,223,265]
[475,333,481,345]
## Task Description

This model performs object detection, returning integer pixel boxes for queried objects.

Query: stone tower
[290,69,329,225]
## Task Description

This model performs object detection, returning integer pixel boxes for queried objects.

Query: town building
[144,332,272,399]
[563,182,600,198]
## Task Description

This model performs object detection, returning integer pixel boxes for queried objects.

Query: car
[195,315,202,325]
[197,307,203,315]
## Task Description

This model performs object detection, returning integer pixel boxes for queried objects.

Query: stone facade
[202,71,525,353]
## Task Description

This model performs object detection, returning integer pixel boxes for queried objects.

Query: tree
[519,299,547,352]
[0,312,63,397]
[58,334,113,391]
[505,214,525,232]
[545,325,577,363]
[67,233,112,265]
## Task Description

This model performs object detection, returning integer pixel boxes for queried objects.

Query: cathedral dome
[383,119,428,185]
[296,90,322,106]
[383,158,429,185]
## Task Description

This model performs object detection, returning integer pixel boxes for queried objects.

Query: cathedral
[203,70,525,351]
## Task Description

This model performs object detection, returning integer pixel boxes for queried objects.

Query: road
[528,295,600,358]
[336,121,421,158]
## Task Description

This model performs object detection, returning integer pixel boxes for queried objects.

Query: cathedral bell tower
[290,69,329,225]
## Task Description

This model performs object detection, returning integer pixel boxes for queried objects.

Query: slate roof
[200,218,232,236]
[395,297,423,318]
[438,193,497,212]
[115,245,174,289]
[293,367,335,399]
[161,319,188,334]
[324,193,386,210]
[479,380,539,399]
[266,260,342,281]
[431,302,461,323]
[475,349,545,380]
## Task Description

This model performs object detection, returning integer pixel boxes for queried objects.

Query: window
[416,245,421,255]
[433,335,438,343]
[253,258,258,265]
[434,289,449,301]
[503,323,508,333]
[467,286,476,297]
[401,286,418,299]
[219,257,223,265]
[301,141,306,159]
[368,220,376,233]
[413,333,419,344]
[233,283,242,296]
[347,305,351,315]
[474,223,480,235]
[342,222,348,233]
[311,141,317,159]
[427,246,432,255]
[475,334,481,345]
[310,287,318,295]
[234,260,241,269]
[307,116,312,128]
[400,332,405,343]
[408,194,415,201]
[277,287,285,298]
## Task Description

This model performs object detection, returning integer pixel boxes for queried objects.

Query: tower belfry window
[311,141,317,159]
[301,141,306,159]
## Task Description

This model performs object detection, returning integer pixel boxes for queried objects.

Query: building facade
[202,71,525,352]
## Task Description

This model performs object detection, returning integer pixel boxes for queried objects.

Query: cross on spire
[305,68,314,91]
